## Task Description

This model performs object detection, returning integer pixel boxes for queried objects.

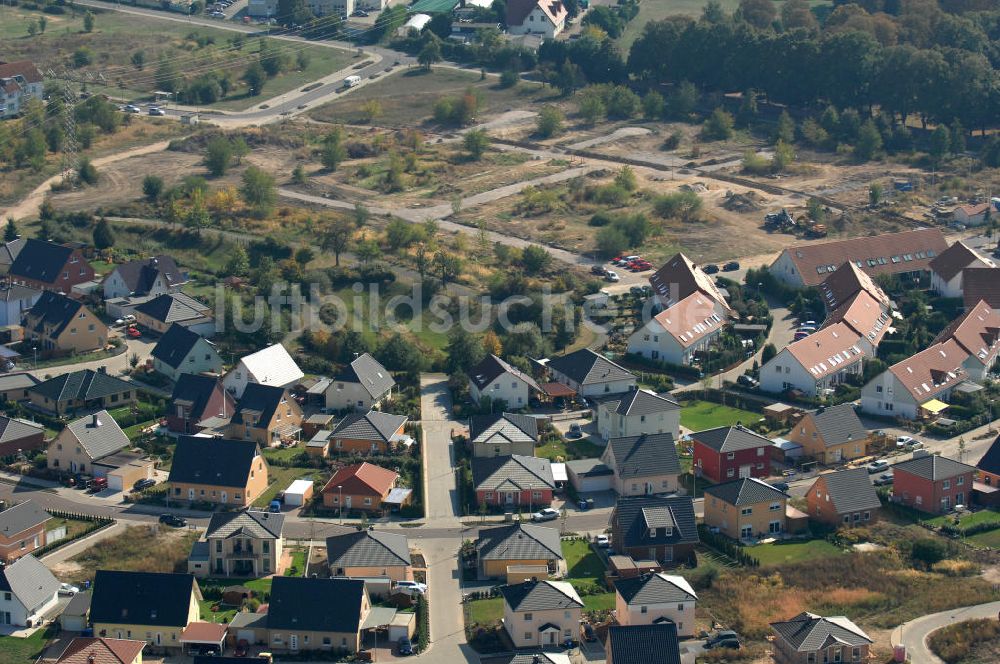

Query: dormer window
[649,528,656,538]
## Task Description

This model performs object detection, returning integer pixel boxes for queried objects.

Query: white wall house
[929,242,996,299]
[224,344,304,399]
[595,389,680,441]
[545,348,636,398]
[627,293,727,366]
[324,353,395,412]
[614,573,697,637]
[0,554,60,627]
[151,324,224,382]
[506,0,567,38]
[0,284,41,328]
[759,323,865,398]
[860,339,969,420]
[468,354,540,409]
[0,62,44,120]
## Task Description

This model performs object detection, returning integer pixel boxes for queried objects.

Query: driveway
[893,601,1000,664]
[419,374,462,524]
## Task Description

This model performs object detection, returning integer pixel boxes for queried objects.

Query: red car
[126,326,141,339]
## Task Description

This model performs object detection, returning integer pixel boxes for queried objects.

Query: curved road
[893,601,1000,664]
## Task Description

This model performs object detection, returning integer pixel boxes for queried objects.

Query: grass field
[536,435,604,461]
[468,596,503,625]
[749,539,843,567]
[680,400,761,431]
[65,524,198,583]
[252,467,319,508]
[0,625,57,664]
[562,539,605,582]
[924,508,1000,528]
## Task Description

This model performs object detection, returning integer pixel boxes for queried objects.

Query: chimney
[91,413,101,427]
[88,656,96,664]
[97,366,107,374]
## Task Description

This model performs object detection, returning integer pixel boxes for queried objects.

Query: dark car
[591,265,607,276]
[769,481,790,492]
[723,261,741,271]
[582,623,596,642]
[133,478,156,491]
[159,514,187,527]
[705,630,738,648]
[705,638,741,650]
[703,264,720,274]
[736,374,759,388]
[398,637,413,656]
[874,473,894,487]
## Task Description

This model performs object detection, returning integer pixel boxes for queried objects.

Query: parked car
[629,285,646,296]
[159,514,187,527]
[234,641,249,658]
[394,581,427,596]
[591,265,607,276]
[126,325,142,338]
[605,270,620,282]
[567,423,583,438]
[896,436,919,447]
[133,478,156,491]
[582,623,597,642]
[736,374,759,388]
[269,500,282,513]
[398,637,413,656]
[793,330,811,341]
[705,631,739,648]
[723,261,740,271]
[123,104,141,113]
[577,498,594,510]
[769,481,790,492]
[874,472,894,486]
[59,583,80,596]
[705,638,742,650]
[149,107,166,116]
[531,508,560,522]
[703,264,720,274]
[867,460,890,474]
[596,534,610,548]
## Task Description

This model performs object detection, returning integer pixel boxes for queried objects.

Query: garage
[93,452,154,492]
[566,458,614,493]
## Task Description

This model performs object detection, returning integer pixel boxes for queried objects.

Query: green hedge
[697,524,759,567]
[415,595,429,652]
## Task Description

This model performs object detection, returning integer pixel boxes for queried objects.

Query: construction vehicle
[764,208,795,231]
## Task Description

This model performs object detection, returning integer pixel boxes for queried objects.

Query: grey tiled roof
[814,469,881,515]
[206,510,284,539]
[65,410,130,462]
[893,454,976,481]
[470,412,539,444]
[0,416,43,444]
[603,389,680,417]
[614,572,696,605]
[332,410,408,442]
[612,496,698,549]
[335,353,396,399]
[607,624,681,664]
[704,478,787,507]
[0,554,59,612]
[499,580,583,612]
[770,612,872,651]
[476,523,563,562]
[691,425,769,453]
[0,500,50,538]
[31,369,133,404]
[469,354,541,392]
[326,530,411,568]
[807,404,868,447]
[472,454,555,492]
[134,292,209,325]
[565,458,613,477]
[546,349,634,386]
[605,433,680,479]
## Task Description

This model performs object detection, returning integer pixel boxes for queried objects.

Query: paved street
[894,600,1000,664]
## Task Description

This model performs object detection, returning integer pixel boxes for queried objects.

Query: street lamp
[338,485,343,525]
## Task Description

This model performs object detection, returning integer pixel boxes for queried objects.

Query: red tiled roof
[506,0,566,26]
[934,300,1000,368]
[887,339,969,401]
[929,241,994,282]
[651,292,727,348]
[649,252,729,310]
[57,638,145,664]
[819,261,891,311]
[784,322,865,380]
[821,290,890,348]
[180,622,228,643]
[322,462,398,497]
[0,60,43,84]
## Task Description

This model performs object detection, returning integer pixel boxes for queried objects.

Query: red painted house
[892,454,976,514]
[691,425,771,484]
[472,454,555,508]
[7,239,95,293]
[167,373,235,435]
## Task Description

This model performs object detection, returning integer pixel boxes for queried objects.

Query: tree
[536,105,564,138]
[204,137,234,177]
[736,90,758,128]
[928,125,951,165]
[83,11,95,33]
[376,334,426,374]
[654,191,702,222]
[354,203,370,229]
[129,352,140,370]
[577,93,605,125]
[854,120,883,161]
[38,16,47,33]
[418,39,443,70]
[240,166,277,215]
[736,0,776,29]
[667,81,698,119]
[950,120,966,154]
[93,218,115,250]
[642,90,665,120]
[242,62,266,96]
[225,244,250,276]
[259,42,283,78]
[771,139,795,172]
[463,129,490,160]
[869,182,883,207]
[276,0,313,26]
[499,69,519,89]
[322,217,354,266]
[781,0,817,30]
[702,108,735,141]
[806,197,824,221]
[28,21,38,37]
[911,538,947,567]
[78,158,99,185]
[614,166,637,192]
[761,343,777,364]
[3,219,17,242]
[774,110,795,144]
[292,164,307,184]
[445,329,485,375]
[143,175,164,201]
[296,50,310,71]
[361,100,382,124]
[356,239,382,265]
[320,128,347,171]
[231,137,250,165]
[482,330,503,356]
[521,245,551,275]
[131,51,146,70]
[596,226,629,258]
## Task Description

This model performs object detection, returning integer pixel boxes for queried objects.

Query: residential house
[498,580,583,648]
[954,202,990,226]
[22,291,108,356]
[627,293,728,366]
[768,228,947,288]
[545,348,636,398]
[805,468,881,528]
[759,323,866,398]
[167,437,268,507]
[475,522,565,580]
[0,284,41,327]
[328,410,408,455]
[227,384,303,448]
[472,454,555,508]
[0,61,44,119]
[29,368,135,416]
[962,267,1000,310]
[647,251,729,307]
[46,410,130,475]
[326,530,412,582]
[55,638,146,664]
[595,389,680,442]
[703,477,789,541]
[90,570,201,651]
[976,435,1000,487]
[505,0,567,38]
[321,462,409,513]
[860,340,969,420]
[0,372,38,403]
[606,624,681,664]
[151,324,223,381]
[102,255,187,300]
[59,592,91,632]
[200,509,284,578]
[691,425,771,483]
[7,238,95,292]
[0,554,59,627]
[469,412,539,458]
[609,495,699,566]
[468,353,541,409]
[770,612,873,664]
[166,374,235,435]
[891,454,976,514]
[613,573,697,636]
[134,293,214,337]
[265,576,370,653]
[223,344,304,399]
[929,241,996,298]
[0,415,45,457]
[818,261,891,313]
[786,404,872,464]
[820,290,891,356]
[0,237,24,275]
[932,300,1000,382]
[0,500,50,563]
[324,353,395,412]
[601,432,680,497]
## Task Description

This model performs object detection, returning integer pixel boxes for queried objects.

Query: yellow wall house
[786,403,872,465]
[167,436,268,507]
[265,577,371,654]
[613,572,697,637]
[55,637,146,664]
[499,580,584,649]
[90,570,201,653]
[226,383,303,448]
[475,523,566,581]
[23,291,108,357]
[325,530,413,582]
[47,410,131,476]
[704,477,789,541]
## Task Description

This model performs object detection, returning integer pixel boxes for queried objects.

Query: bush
[928,618,1000,663]
[701,107,734,141]
[653,190,702,222]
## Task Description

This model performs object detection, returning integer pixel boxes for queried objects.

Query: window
[807,653,816,663]
[648,528,656,538]
[216,541,222,552]
[640,606,647,614]
[524,613,533,621]
[957,476,965,485]
[485,493,493,500]
[726,468,735,478]
[741,507,752,516]
[263,541,270,553]
[524,633,532,640]
[726,452,735,460]
[323,638,331,646]
[757,447,764,456]
[943,479,950,490]
[769,502,781,511]
[863,512,870,521]
[852,647,861,661]
[364,497,372,505]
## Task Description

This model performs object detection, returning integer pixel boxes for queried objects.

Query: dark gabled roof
[206,510,284,540]
[0,554,58,614]
[231,383,289,430]
[0,415,43,444]
[266,577,365,633]
[469,412,539,444]
[805,404,869,448]
[607,624,681,664]
[893,454,976,482]
[601,389,680,417]
[32,369,133,404]
[813,468,881,515]
[692,425,769,453]
[491,655,564,664]
[170,374,227,421]
[546,349,634,387]
[25,291,88,337]
[977,435,1000,476]
[134,292,209,325]
[472,454,555,492]
[614,573,696,605]
[326,530,411,568]
[770,612,872,651]
[704,477,787,506]
[152,324,209,369]
[498,580,583,612]
[332,410,408,442]
[612,496,699,549]
[110,255,185,295]
[963,267,1000,310]
[8,238,74,284]
[90,571,198,628]
[476,523,563,562]
[167,437,262,488]
[564,458,613,477]
[928,241,989,282]
[0,500,50,538]
[334,353,395,399]
[469,354,541,392]
[605,433,680,479]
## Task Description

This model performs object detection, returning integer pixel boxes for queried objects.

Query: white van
[343,75,361,89]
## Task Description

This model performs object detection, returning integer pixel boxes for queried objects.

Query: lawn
[924,508,1000,529]
[748,539,844,567]
[63,525,198,584]
[582,592,616,612]
[47,515,100,540]
[285,548,307,576]
[199,577,273,622]
[0,625,57,664]
[252,466,320,508]
[467,597,503,625]
[535,436,605,462]
[262,444,307,465]
[562,539,605,582]
[967,528,1000,549]
[679,400,761,431]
